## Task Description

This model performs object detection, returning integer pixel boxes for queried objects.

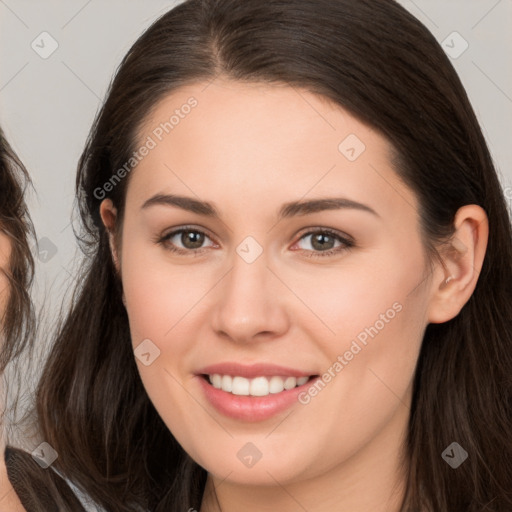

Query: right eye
[157,226,217,256]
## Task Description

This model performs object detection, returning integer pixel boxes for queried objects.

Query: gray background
[0,0,511,365]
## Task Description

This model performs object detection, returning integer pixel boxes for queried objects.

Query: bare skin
[101,79,488,512]
[0,232,10,316]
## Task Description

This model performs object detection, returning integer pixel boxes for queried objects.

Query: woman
[10,0,512,510]
[0,127,35,510]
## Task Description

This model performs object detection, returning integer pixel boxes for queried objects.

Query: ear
[99,199,120,272]
[427,205,488,324]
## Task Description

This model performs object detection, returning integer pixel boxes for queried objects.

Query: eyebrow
[141,194,379,219]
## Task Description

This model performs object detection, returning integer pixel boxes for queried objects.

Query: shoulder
[0,447,24,511]
[4,445,105,512]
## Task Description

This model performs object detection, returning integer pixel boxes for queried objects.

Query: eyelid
[160,224,216,242]
[293,226,354,245]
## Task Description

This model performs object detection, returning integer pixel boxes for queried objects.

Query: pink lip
[195,363,319,422]
[196,362,315,379]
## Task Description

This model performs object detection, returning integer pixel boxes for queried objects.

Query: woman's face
[102,80,439,487]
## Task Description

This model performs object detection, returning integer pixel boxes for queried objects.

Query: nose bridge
[211,237,289,342]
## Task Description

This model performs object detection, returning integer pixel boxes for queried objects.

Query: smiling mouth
[202,374,317,397]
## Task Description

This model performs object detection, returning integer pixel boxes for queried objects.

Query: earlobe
[99,199,120,272]
[427,205,489,324]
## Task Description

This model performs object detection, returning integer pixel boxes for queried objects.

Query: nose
[210,246,291,344]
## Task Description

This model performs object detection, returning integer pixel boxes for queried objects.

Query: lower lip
[197,375,319,422]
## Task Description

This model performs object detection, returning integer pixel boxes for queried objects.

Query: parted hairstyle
[10,0,512,510]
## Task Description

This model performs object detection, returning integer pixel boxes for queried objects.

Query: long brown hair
[0,127,38,507]
[22,0,512,510]
[0,127,35,371]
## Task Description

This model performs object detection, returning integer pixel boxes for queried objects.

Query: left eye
[293,229,354,256]
[159,228,216,254]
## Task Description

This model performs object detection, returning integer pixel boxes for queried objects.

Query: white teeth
[232,376,250,395]
[269,376,285,394]
[211,374,222,389]
[207,374,311,396]
[250,376,269,396]
[221,374,232,392]
[284,376,297,390]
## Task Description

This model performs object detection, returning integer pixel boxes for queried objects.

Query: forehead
[127,79,418,221]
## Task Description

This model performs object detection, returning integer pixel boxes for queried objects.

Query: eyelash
[156,226,355,258]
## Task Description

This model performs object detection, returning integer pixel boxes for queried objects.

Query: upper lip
[196,362,317,379]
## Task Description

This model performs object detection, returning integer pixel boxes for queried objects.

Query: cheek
[120,231,212,342]
[274,234,428,358]
[280,239,428,429]
[120,243,210,453]
[120,237,212,395]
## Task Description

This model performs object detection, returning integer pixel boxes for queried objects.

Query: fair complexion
[0,232,10,316]
[101,79,488,512]
[0,232,25,511]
